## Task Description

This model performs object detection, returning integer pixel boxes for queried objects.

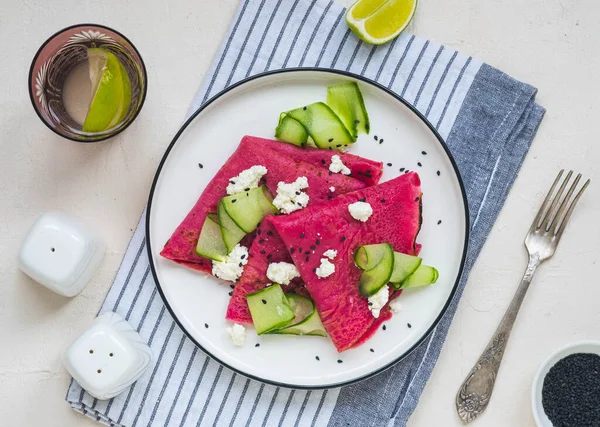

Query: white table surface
[1,0,599,426]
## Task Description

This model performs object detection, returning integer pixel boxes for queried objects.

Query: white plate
[531,340,600,427]
[147,69,468,388]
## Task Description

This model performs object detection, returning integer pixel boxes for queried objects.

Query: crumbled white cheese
[323,249,337,260]
[329,186,336,193]
[212,244,249,282]
[315,258,335,278]
[227,323,246,346]
[348,201,373,222]
[226,165,267,195]
[368,285,390,318]
[329,155,351,175]
[273,176,310,214]
[389,299,402,314]
[266,262,300,285]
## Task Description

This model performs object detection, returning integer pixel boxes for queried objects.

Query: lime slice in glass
[82,48,132,133]
[346,0,417,45]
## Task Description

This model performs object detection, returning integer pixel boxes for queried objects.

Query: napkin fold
[67,0,545,425]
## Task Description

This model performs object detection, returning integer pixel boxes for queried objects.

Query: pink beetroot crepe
[268,173,422,352]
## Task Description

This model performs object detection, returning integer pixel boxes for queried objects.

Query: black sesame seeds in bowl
[532,341,600,427]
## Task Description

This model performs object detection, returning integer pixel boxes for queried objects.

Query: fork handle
[456,255,540,423]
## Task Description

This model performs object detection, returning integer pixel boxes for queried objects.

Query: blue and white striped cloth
[66,0,545,425]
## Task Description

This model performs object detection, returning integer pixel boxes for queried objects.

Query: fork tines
[532,170,590,237]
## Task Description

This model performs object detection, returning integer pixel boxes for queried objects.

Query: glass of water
[28,24,147,142]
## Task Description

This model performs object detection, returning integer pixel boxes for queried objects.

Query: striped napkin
[66,0,545,425]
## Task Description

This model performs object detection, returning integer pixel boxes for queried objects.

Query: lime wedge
[346,0,417,45]
[82,48,132,133]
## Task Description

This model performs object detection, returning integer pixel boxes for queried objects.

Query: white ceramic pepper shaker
[63,312,152,400]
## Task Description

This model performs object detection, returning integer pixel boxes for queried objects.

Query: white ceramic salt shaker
[18,211,105,297]
[63,312,152,400]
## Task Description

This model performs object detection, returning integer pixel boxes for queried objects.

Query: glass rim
[28,23,148,143]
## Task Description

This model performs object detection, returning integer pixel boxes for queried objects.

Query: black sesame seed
[295,191,301,195]
[328,171,333,175]
[246,192,249,196]
[407,323,412,328]
[328,147,332,150]
[310,245,316,250]
[298,248,303,253]
[316,239,320,245]
[379,139,384,143]
[415,197,420,202]
[316,356,320,361]
[328,138,334,142]
[230,284,235,289]
[380,199,386,203]
[387,163,392,167]
[228,291,233,296]
[370,348,374,353]
[255,343,260,347]
[262,299,267,304]
[230,180,235,185]
[303,106,307,110]
[437,170,441,176]
[336,144,342,148]
[257,229,262,235]
[368,301,373,306]
[417,162,422,167]
[405,170,410,174]
[198,163,204,169]
[341,236,346,242]
[321,159,326,164]
[238,262,243,267]
[305,256,309,262]
[300,233,305,238]
[354,119,360,124]
[313,268,317,272]
[244,187,250,191]
[297,202,303,206]
[204,323,209,328]
[382,325,387,331]
[399,167,405,172]
[267,254,272,260]
[290,248,295,254]
[359,197,366,202]
[327,195,333,199]
[542,353,600,427]
[337,359,343,363]
[267,231,273,236]
[232,199,237,203]
[259,239,265,243]
[365,124,370,131]
[437,220,442,225]
[260,250,266,255]
[374,135,378,141]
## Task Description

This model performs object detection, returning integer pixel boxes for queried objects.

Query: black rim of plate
[28,23,148,143]
[146,68,470,390]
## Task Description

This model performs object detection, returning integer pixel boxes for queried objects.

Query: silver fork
[455,170,591,424]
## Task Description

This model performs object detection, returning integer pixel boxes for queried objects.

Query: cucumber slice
[275,114,308,147]
[389,252,422,288]
[271,294,327,337]
[399,265,439,289]
[286,102,354,149]
[195,213,228,261]
[218,200,246,252]
[327,82,370,138]
[222,186,278,233]
[357,243,394,297]
[354,243,391,271]
[247,284,295,334]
